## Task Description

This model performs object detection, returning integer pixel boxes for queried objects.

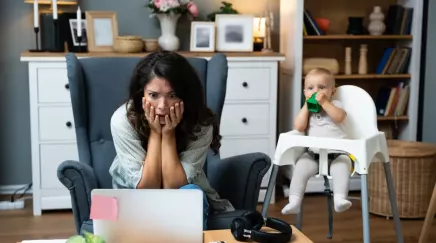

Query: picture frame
[61,12,88,53]
[85,11,119,52]
[215,14,254,52]
[69,19,87,47]
[190,22,215,52]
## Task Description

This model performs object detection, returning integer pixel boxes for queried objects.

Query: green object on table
[66,231,105,243]
[307,92,320,113]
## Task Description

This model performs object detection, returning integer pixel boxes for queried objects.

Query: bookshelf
[277,0,423,193]
[278,0,423,142]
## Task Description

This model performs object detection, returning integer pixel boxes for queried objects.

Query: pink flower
[187,2,199,17]
[154,0,162,9]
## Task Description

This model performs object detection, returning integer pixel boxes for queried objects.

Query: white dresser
[20,52,285,215]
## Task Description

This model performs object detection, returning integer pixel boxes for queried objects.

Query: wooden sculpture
[358,44,368,74]
[345,47,352,75]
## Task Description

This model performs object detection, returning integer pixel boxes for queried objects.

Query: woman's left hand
[162,102,184,135]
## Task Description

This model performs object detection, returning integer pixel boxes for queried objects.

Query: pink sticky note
[90,195,118,221]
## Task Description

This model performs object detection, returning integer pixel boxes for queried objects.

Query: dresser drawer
[226,67,271,101]
[38,106,76,141]
[220,103,270,136]
[37,68,70,103]
[40,143,79,189]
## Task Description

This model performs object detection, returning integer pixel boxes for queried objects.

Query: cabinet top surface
[20,51,285,62]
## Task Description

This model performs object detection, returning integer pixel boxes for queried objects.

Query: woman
[108,51,235,230]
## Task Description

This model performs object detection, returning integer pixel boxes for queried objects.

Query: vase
[368,6,386,35]
[346,17,365,35]
[156,13,181,51]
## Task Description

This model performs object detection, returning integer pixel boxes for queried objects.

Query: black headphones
[230,211,292,243]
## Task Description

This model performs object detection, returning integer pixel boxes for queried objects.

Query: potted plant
[206,1,238,21]
[146,0,199,51]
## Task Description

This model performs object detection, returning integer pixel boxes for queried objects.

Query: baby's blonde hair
[305,67,336,86]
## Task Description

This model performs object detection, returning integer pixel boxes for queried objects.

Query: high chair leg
[261,164,279,217]
[296,204,303,230]
[324,176,333,239]
[383,162,404,243]
[361,174,371,243]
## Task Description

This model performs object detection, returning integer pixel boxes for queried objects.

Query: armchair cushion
[207,152,271,210]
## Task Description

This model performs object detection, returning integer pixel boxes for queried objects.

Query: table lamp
[25,0,77,52]
[253,17,265,52]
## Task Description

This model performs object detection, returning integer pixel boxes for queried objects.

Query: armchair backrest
[332,85,379,139]
[65,53,228,188]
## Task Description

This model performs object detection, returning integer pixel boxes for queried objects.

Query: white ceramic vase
[368,6,386,35]
[156,13,181,51]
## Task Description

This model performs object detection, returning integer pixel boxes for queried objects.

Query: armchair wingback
[57,53,271,234]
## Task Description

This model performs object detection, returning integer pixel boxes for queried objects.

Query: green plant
[66,231,105,243]
[206,1,239,21]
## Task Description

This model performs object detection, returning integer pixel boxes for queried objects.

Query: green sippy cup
[306,92,320,113]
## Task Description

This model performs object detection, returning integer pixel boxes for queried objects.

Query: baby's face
[304,74,335,100]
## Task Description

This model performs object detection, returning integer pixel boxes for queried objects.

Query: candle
[52,0,58,20]
[77,7,82,37]
[33,0,39,28]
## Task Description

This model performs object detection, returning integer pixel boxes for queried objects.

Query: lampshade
[24,0,77,5]
[253,17,266,38]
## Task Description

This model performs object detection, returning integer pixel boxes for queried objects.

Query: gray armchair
[57,53,271,234]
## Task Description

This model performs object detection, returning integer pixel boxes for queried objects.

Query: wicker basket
[368,140,436,219]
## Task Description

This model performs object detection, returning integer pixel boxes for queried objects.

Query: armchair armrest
[57,160,98,234]
[207,152,271,211]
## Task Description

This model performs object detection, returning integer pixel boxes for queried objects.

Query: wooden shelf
[334,74,411,80]
[304,35,413,40]
[377,116,409,121]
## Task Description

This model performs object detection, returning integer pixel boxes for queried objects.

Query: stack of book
[375,83,410,117]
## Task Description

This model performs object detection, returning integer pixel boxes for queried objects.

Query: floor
[1,192,435,243]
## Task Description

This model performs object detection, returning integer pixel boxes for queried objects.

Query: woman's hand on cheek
[162,101,184,135]
[143,98,162,134]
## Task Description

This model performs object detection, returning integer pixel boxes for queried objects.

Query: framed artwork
[190,22,215,52]
[85,11,119,52]
[69,19,87,47]
[215,14,254,52]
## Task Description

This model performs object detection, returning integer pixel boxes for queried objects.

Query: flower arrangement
[147,0,199,18]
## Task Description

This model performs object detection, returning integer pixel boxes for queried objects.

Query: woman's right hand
[143,98,161,134]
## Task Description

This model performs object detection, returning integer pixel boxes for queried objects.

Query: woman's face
[143,77,182,124]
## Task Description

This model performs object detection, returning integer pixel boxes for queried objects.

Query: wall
[0,0,279,186]
[0,0,35,186]
[80,0,279,51]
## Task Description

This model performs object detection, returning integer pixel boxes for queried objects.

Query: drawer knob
[65,84,69,90]
[242,82,248,87]
[241,118,247,123]
[66,121,72,127]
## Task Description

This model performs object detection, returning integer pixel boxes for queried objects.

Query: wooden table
[203,225,313,243]
[19,226,312,243]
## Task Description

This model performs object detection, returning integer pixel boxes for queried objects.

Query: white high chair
[260,85,403,243]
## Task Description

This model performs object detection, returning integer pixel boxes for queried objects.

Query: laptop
[91,189,204,243]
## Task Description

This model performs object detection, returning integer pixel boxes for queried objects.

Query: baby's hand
[315,93,329,106]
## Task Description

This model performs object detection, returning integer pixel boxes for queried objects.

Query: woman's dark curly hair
[126,51,221,154]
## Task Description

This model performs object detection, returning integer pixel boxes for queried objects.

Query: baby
[281,67,352,215]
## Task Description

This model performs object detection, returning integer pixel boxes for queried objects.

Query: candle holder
[29,27,44,52]
[77,36,83,52]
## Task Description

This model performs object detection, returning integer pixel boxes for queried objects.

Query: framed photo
[190,22,215,52]
[85,11,119,52]
[215,14,254,52]
[69,19,87,46]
